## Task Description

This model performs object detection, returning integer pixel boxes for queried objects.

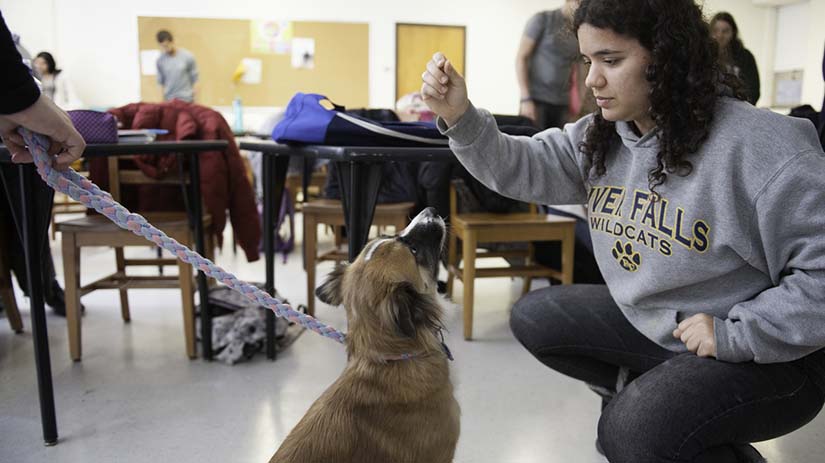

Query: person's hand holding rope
[0,94,85,170]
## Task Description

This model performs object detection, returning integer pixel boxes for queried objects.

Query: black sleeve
[739,48,760,106]
[0,11,40,114]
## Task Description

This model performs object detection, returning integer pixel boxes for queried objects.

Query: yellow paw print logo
[612,240,641,272]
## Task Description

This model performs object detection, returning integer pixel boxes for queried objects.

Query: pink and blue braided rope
[20,128,347,345]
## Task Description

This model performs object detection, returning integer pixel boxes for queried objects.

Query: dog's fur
[270,208,460,463]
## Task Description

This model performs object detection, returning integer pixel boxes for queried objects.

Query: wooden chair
[446,183,576,340]
[55,156,212,361]
[302,200,415,316]
[285,166,327,211]
[0,221,23,334]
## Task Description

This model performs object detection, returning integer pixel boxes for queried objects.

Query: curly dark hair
[573,0,746,199]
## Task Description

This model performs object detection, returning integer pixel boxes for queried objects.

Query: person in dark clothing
[0,11,86,316]
[711,12,761,106]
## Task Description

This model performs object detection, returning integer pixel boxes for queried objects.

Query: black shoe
[44,280,66,316]
[44,280,84,317]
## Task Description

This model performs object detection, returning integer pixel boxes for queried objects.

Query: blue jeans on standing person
[510,284,825,463]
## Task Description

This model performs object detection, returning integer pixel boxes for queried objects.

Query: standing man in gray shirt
[156,30,198,103]
[516,0,580,129]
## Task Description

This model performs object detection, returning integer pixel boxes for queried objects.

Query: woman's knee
[510,284,611,345]
[510,285,573,350]
[597,381,681,463]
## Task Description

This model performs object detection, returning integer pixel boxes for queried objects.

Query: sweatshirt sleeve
[436,103,590,206]
[0,12,40,114]
[715,148,825,363]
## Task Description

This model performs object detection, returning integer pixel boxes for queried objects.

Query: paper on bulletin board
[240,58,262,84]
[140,49,160,76]
[250,20,293,54]
[291,38,315,69]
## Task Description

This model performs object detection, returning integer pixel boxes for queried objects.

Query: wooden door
[396,23,466,102]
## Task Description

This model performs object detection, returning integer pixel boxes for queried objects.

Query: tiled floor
[1,216,824,462]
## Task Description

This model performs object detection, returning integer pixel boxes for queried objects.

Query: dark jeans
[510,284,825,463]
[0,164,61,304]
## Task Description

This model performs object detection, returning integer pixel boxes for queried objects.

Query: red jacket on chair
[95,101,261,262]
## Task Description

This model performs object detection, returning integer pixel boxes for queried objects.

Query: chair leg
[0,251,22,333]
[305,213,318,317]
[177,258,197,359]
[522,243,534,295]
[333,225,344,248]
[62,232,82,361]
[462,230,477,340]
[114,247,130,322]
[1,287,23,333]
[446,230,458,298]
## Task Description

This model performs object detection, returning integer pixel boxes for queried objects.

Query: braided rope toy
[20,128,347,345]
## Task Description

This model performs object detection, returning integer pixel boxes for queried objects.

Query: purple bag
[68,110,118,144]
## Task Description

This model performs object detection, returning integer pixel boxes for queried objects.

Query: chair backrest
[106,155,191,203]
[449,178,537,218]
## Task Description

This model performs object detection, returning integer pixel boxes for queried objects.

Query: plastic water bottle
[232,97,244,133]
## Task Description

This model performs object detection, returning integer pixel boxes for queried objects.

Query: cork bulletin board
[138,16,369,107]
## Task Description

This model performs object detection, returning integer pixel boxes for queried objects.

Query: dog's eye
[409,246,417,255]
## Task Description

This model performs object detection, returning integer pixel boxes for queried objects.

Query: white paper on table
[240,58,262,84]
[291,38,315,69]
[140,49,161,76]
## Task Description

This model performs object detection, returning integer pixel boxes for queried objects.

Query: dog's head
[316,208,446,356]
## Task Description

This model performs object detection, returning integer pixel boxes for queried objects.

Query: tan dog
[270,207,460,463]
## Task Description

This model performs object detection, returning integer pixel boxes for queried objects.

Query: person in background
[711,11,760,106]
[422,0,825,460]
[0,11,86,316]
[156,29,198,103]
[516,0,581,129]
[516,0,601,284]
[32,51,83,110]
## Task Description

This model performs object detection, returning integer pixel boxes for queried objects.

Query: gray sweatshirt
[439,98,825,364]
[156,47,198,103]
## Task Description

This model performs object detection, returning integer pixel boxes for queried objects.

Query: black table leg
[8,165,58,445]
[263,154,289,360]
[301,156,311,206]
[188,153,211,360]
[336,161,382,262]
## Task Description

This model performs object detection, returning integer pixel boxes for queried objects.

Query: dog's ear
[391,282,420,338]
[315,264,348,306]
[390,283,443,338]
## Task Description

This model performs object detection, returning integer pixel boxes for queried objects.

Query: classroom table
[0,139,227,446]
[238,141,456,357]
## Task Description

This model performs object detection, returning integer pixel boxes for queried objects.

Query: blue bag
[272,93,448,147]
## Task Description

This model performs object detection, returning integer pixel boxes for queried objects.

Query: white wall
[1,0,564,113]
[799,0,825,109]
[2,0,822,113]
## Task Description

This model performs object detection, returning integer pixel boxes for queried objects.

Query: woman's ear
[315,264,348,306]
